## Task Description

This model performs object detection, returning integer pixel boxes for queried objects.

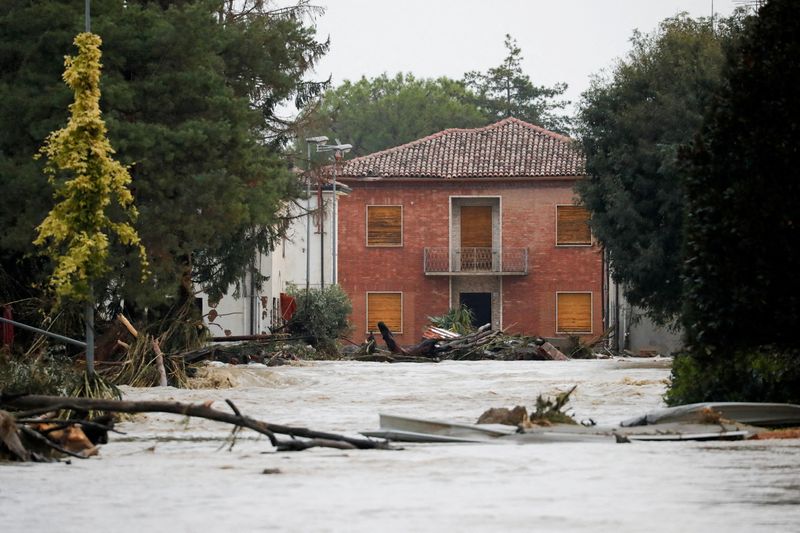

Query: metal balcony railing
[423,247,528,275]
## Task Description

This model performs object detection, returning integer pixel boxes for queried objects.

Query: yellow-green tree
[34,32,147,305]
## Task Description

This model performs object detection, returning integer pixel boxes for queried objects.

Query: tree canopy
[681,0,800,352]
[576,14,736,325]
[297,73,487,158]
[0,0,328,313]
[464,34,570,133]
[297,35,571,157]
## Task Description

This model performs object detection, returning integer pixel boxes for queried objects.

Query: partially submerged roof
[337,117,585,179]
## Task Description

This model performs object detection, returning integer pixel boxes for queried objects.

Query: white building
[605,260,683,356]
[197,182,350,337]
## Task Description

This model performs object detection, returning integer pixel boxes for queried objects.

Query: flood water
[2,359,800,532]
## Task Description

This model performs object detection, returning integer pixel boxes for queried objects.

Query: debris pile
[476,386,579,429]
[355,321,570,362]
[0,393,390,462]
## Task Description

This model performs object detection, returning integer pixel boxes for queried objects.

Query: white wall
[197,187,343,337]
[606,274,684,355]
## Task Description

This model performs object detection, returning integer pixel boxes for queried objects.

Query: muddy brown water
[2,359,799,532]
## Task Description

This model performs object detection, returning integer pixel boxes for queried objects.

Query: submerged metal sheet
[378,413,516,439]
[620,402,800,427]
[370,413,756,444]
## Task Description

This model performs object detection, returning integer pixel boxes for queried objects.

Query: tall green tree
[668,0,800,405]
[464,34,570,133]
[0,0,327,318]
[297,73,487,157]
[681,0,800,352]
[576,14,737,325]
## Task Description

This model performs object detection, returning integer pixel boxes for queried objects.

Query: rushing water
[2,359,799,532]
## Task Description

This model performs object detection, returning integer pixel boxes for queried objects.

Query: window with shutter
[367,292,402,333]
[556,205,591,246]
[556,292,592,334]
[367,205,402,246]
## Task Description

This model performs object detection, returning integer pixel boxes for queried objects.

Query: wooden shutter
[557,293,592,333]
[367,206,402,246]
[367,293,402,333]
[461,206,493,270]
[461,206,493,248]
[557,206,591,245]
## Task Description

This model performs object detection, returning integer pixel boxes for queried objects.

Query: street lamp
[316,140,352,285]
[305,136,328,294]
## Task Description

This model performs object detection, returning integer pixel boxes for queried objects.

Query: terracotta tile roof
[337,117,585,179]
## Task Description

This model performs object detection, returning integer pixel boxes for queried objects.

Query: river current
[2,359,799,532]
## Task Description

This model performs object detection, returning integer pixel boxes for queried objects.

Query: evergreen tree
[464,34,570,133]
[0,0,328,316]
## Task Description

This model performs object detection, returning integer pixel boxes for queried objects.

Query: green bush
[666,347,800,405]
[0,355,82,396]
[286,284,352,353]
[428,305,475,335]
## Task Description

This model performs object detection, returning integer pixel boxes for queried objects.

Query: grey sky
[302,0,741,112]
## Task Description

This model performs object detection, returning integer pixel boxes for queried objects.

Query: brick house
[336,117,603,344]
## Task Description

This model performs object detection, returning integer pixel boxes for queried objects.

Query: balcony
[423,247,528,275]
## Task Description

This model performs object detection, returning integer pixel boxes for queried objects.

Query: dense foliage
[0,355,82,396]
[667,348,800,405]
[297,35,570,156]
[668,0,800,404]
[0,0,327,316]
[297,73,486,158]
[286,284,352,353]
[577,15,734,324]
[680,0,800,352]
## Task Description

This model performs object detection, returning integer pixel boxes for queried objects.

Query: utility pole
[305,137,328,294]
[315,140,352,286]
[85,0,94,375]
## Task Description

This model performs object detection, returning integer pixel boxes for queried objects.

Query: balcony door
[460,206,492,271]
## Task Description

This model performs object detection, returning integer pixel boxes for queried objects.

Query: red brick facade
[338,179,603,343]
[335,118,602,344]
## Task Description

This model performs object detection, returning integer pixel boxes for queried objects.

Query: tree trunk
[1,394,387,450]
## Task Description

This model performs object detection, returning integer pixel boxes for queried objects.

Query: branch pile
[368,322,569,362]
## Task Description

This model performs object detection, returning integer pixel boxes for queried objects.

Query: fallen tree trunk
[377,321,406,355]
[0,393,387,451]
[353,354,440,364]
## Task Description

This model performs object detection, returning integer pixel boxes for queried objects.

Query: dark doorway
[459,292,492,329]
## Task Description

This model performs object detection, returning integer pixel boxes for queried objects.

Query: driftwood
[377,322,405,355]
[0,393,388,455]
[377,322,439,358]
[375,322,570,362]
[353,354,440,364]
[117,314,139,338]
[151,338,168,387]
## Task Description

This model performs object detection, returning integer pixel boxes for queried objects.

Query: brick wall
[338,179,603,344]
